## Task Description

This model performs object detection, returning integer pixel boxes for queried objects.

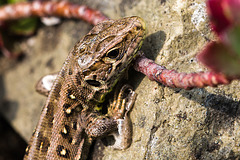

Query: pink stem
[134,55,234,89]
[0,1,108,26]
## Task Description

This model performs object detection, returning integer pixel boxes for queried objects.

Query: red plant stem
[134,55,233,89]
[0,1,108,26]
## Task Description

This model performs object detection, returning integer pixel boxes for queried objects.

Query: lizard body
[24,16,145,159]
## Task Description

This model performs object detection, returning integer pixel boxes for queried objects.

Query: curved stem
[134,54,234,89]
[0,1,108,25]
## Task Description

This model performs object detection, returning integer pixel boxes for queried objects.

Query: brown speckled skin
[24,16,145,160]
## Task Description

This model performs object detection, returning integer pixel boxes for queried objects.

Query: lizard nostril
[86,80,101,87]
[135,26,141,31]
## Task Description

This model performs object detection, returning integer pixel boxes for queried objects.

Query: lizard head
[71,16,145,102]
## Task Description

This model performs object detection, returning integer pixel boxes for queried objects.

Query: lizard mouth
[102,16,146,92]
[127,16,146,60]
[117,16,146,70]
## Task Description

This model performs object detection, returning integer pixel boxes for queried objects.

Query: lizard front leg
[83,85,136,150]
[109,84,136,150]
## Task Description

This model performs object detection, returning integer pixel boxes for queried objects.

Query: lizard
[23,16,146,159]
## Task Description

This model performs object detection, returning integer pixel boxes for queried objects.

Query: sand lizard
[23,16,145,159]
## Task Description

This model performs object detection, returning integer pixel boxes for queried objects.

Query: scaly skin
[24,16,145,160]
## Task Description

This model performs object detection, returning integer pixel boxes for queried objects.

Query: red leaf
[198,42,240,77]
[207,0,232,35]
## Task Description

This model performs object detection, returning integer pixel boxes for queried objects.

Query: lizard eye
[106,48,120,59]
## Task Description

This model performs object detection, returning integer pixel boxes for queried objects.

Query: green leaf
[2,0,38,35]
[9,18,38,35]
[7,0,26,4]
[226,25,240,58]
